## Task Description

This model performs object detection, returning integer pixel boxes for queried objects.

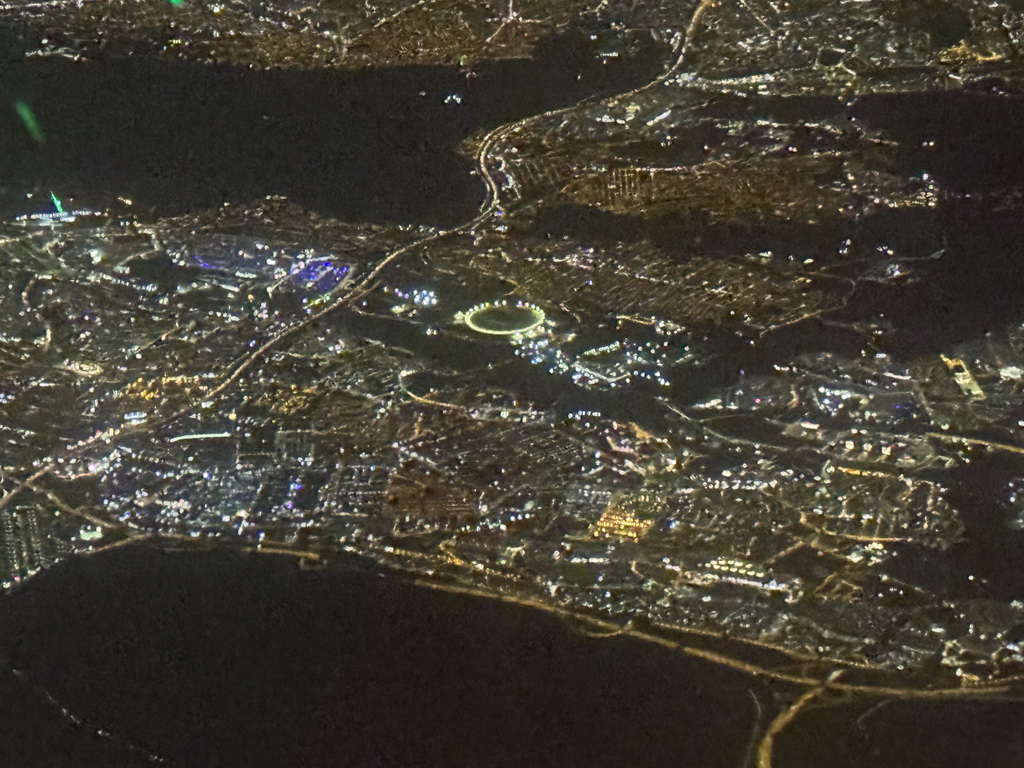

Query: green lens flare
[13,100,44,144]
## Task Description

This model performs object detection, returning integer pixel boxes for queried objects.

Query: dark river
[1,544,1022,767]
[0,30,662,224]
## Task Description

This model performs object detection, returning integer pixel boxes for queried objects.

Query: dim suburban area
[4,0,1024,765]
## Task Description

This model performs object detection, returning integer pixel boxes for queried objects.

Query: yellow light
[461,299,545,336]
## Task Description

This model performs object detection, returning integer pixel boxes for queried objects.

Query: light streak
[13,99,44,143]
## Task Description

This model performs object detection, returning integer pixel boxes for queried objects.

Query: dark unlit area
[0,545,767,768]
[0,32,664,224]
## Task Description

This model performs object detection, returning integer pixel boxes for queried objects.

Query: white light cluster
[512,334,677,389]
[386,286,439,307]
